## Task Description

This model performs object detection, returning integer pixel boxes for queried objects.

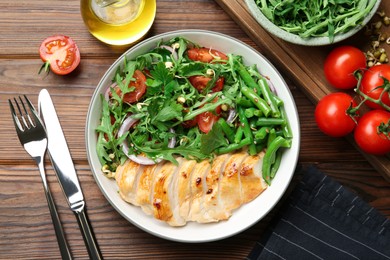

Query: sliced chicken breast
[115,150,268,226]
[239,151,267,204]
[115,160,144,205]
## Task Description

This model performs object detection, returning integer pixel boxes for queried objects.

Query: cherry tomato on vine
[359,64,390,110]
[39,35,80,75]
[324,46,366,89]
[112,70,147,104]
[315,92,359,137]
[354,110,390,155]
[187,47,228,63]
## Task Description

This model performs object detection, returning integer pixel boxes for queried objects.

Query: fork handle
[44,187,73,260]
[74,208,103,260]
[38,159,72,260]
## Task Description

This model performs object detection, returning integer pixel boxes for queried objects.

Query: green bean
[236,62,260,91]
[256,142,266,153]
[238,106,257,155]
[234,125,244,144]
[258,78,280,117]
[270,149,283,179]
[267,128,277,148]
[255,117,285,126]
[216,137,251,154]
[241,86,271,117]
[262,136,290,184]
[254,126,270,140]
[244,107,256,118]
[280,107,293,139]
[236,97,253,107]
[218,118,235,143]
[273,95,284,107]
[253,109,263,117]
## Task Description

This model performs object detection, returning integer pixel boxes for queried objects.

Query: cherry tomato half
[39,35,80,75]
[112,70,147,104]
[197,111,219,133]
[359,64,390,110]
[187,47,228,63]
[354,110,390,155]
[324,46,366,89]
[315,92,359,137]
[189,76,224,92]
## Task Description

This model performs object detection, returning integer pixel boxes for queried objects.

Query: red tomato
[197,111,219,133]
[182,118,198,128]
[187,47,228,63]
[189,76,224,92]
[39,35,80,75]
[324,46,366,89]
[359,64,390,110]
[354,110,390,155]
[315,93,359,137]
[113,70,147,104]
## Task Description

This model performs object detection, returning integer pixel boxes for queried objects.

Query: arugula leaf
[179,63,205,77]
[153,100,183,123]
[151,62,174,86]
[200,123,228,154]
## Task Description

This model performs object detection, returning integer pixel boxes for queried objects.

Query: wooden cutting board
[215,0,390,182]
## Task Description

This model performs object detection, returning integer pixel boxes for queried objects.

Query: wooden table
[0,1,389,259]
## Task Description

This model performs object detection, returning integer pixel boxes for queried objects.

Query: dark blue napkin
[247,166,390,260]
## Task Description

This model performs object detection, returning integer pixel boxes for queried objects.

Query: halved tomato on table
[187,47,228,63]
[39,35,80,75]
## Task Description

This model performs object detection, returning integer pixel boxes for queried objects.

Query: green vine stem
[348,70,390,115]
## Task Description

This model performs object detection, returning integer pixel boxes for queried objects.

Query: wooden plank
[216,0,390,182]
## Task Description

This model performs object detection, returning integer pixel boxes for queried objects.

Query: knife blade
[38,89,103,260]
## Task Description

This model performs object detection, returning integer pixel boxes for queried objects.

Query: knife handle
[74,208,103,260]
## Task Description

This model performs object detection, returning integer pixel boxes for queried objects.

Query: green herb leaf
[200,123,228,154]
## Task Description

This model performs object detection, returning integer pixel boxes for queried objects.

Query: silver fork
[9,95,72,260]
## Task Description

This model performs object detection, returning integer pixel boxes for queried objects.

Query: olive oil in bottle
[80,0,156,46]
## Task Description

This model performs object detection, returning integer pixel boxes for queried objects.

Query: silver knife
[38,89,103,260]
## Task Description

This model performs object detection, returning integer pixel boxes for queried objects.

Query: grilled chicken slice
[135,163,163,215]
[200,153,230,222]
[175,158,197,222]
[115,160,144,205]
[115,151,267,226]
[218,151,249,215]
[186,160,211,222]
[239,151,267,204]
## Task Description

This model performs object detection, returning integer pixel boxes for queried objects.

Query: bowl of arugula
[245,0,381,46]
[85,30,300,242]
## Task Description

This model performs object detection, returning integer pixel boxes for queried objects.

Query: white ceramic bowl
[245,0,381,46]
[85,30,300,243]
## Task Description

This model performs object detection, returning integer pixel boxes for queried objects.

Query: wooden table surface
[0,1,389,259]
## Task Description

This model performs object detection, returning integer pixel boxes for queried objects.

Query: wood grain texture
[215,0,390,182]
[0,0,389,259]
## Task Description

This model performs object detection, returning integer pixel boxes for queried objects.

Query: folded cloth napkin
[247,166,390,260]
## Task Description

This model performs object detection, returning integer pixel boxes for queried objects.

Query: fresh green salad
[96,37,292,184]
[256,0,378,42]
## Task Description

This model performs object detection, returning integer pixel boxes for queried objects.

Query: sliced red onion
[160,45,178,60]
[266,78,277,95]
[118,116,160,165]
[104,82,117,101]
[168,128,176,148]
[226,108,237,124]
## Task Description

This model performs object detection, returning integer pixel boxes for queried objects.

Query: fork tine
[19,96,36,128]
[22,95,40,127]
[8,99,23,132]
[13,97,31,130]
